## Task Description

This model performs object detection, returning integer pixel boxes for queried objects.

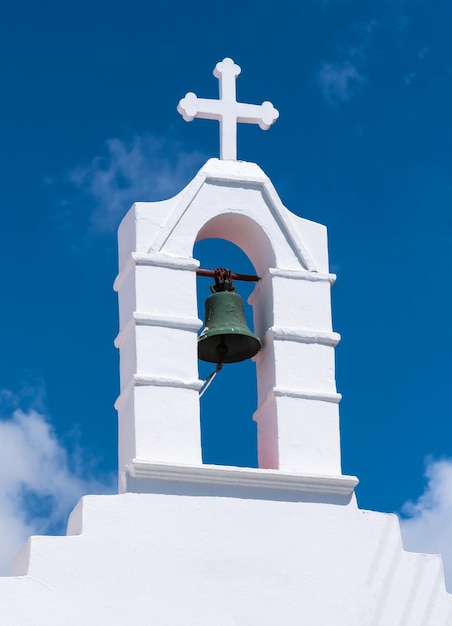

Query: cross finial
[177,57,279,160]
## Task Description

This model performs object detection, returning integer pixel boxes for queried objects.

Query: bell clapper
[199,337,228,398]
[199,362,223,398]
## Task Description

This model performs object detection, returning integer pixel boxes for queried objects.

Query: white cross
[177,58,279,160]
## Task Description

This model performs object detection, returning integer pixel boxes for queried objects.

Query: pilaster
[114,224,204,486]
[251,269,342,473]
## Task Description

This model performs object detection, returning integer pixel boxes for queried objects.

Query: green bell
[198,289,262,364]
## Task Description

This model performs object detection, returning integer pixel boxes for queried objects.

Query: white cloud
[317,60,366,106]
[399,458,452,592]
[0,392,114,575]
[68,135,206,234]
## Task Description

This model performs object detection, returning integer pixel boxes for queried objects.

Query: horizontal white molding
[248,268,336,306]
[134,374,203,390]
[126,459,358,497]
[274,387,342,403]
[114,252,199,291]
[115,313,202,347]
[133,252,199,270]
[134,312,202,331]
[115,376,203,410]
[254,388,341,416]
[268,267,336,283]
[267,326,341,346]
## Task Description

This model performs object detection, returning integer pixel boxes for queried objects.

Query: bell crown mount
[177,57,279,161]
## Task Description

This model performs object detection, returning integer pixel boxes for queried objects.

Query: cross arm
[177,93,224,122]
[236,101,279,130]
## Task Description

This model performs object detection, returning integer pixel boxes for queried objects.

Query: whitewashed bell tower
[114,56,348,490]
[0,58,451,626]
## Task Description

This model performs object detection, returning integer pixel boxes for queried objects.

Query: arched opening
[194,238,259,468]
[196,212,276,278]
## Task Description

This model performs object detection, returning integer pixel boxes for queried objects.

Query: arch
[195,213,276,278]
[152,160,317,272]
[194,237,260,468]
[194,216,277,469]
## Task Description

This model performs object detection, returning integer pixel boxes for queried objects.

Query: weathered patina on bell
[198,269,262,364]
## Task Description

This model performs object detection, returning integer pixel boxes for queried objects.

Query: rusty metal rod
[196,268,260,282]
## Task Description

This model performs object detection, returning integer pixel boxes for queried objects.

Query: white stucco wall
[2,475,451,626]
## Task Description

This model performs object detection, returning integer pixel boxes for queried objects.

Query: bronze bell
[198,269,262,364]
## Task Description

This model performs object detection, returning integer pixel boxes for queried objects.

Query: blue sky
[0,0,451,585]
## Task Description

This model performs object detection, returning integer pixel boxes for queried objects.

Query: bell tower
[114,57,353,493]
